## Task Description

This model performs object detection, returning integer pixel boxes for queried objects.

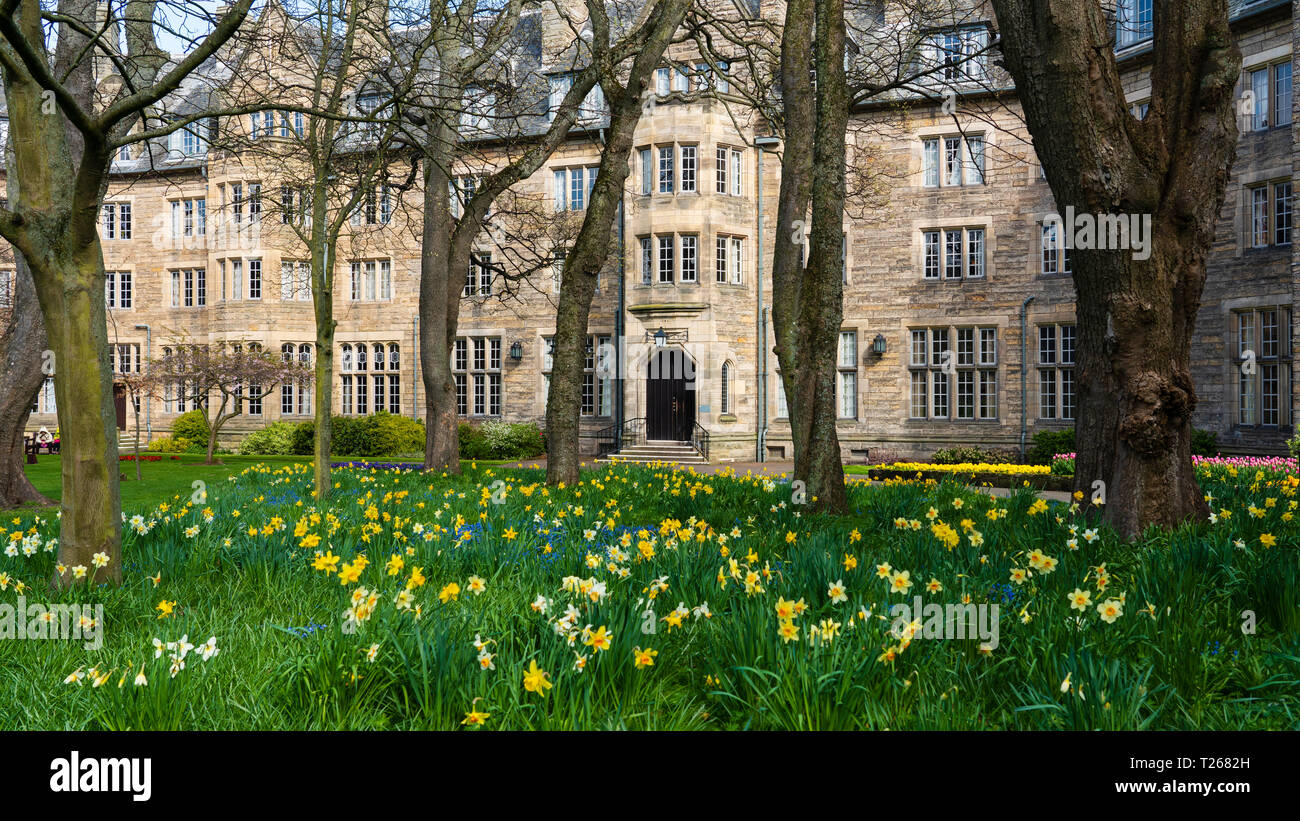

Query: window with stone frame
[909,325,999,420]
[1234,307,1293,427]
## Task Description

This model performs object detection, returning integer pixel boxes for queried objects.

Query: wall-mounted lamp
[509,340,523,362]
[871,333,887,355]
[653,327,667,348]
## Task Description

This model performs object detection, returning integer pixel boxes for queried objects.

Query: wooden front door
[646,349,695,440]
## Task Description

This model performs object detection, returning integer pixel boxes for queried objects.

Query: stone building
[2,0,1295,461]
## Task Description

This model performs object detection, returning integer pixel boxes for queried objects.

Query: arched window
[281,343,294,362]
[340,343,353,372]
[356,344,368,371]
[373,343,386,370]
[721,361,734,414]
[389,343,400,370]
[298,343,311,364]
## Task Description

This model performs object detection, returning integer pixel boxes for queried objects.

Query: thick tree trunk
[796,0,850,513]
[0,257,52,508]
[1072,234,1209,535]
[41,246,122,586]
[770,0,847,513]
[419,132,461,474]
[546,249,603,484]
[991,0,1237,536]
[2,0,122,582]
[543,126,634,486]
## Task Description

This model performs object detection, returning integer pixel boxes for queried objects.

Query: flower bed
[1052,452,1300,484]
[851,462,1072,492]
[330,461,427,471]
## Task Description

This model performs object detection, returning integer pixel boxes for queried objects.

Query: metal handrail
[596,417,645,456]
[690,422,710,461]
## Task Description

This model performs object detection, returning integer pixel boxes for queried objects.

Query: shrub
[322,413,426,457]
[458,422,490,459]
[171,410,210,446]
[931,445,1009,465]
[149,435,192,453]
[330,416,366,456]
[1026,428,1075,465]
[238,422,298,455]
[1030,426,1218,465]
[480,421,546,459]
[290,421,315,456]
[1191,428,1218,457]
[367,412,425,456]
[1289,431,1300,459]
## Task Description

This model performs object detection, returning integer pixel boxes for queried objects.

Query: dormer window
[172,121,207,155]
[356,91,383,138]
[922,25,989,83]
[462,86,496,132]
[1116,0,1153,49]
[548,73,604,122]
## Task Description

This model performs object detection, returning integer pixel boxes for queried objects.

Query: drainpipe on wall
[615,192,625,439]
[133,323,152,442]
[759,306,771,459]
[412,314,419,419]
[1019,296,1034,460]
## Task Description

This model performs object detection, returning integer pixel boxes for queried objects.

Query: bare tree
[0,0,254,583]
[990,0,1238,535]
[544,0,695,485]
[764,0,990,512]
[212,0,409,497]
[390,0,655,475]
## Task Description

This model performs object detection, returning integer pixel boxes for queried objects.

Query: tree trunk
[795,0,850,513]
[990,0,1238,536]
[0,256,52,508]
[313,284,335,499]
[133,401,141,482]
[206,395,229,465]
[1071,231,1210,536]
[40,245,122,586]
[770,0,847,513]
[2,0,122,582]
[419,131,461,474]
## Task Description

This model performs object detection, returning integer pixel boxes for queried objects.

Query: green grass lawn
[21,454,517,511]
[2,460,1298,730]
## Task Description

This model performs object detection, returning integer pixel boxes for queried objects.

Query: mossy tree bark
[769,0,849,513]
[990,0,1239,536]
